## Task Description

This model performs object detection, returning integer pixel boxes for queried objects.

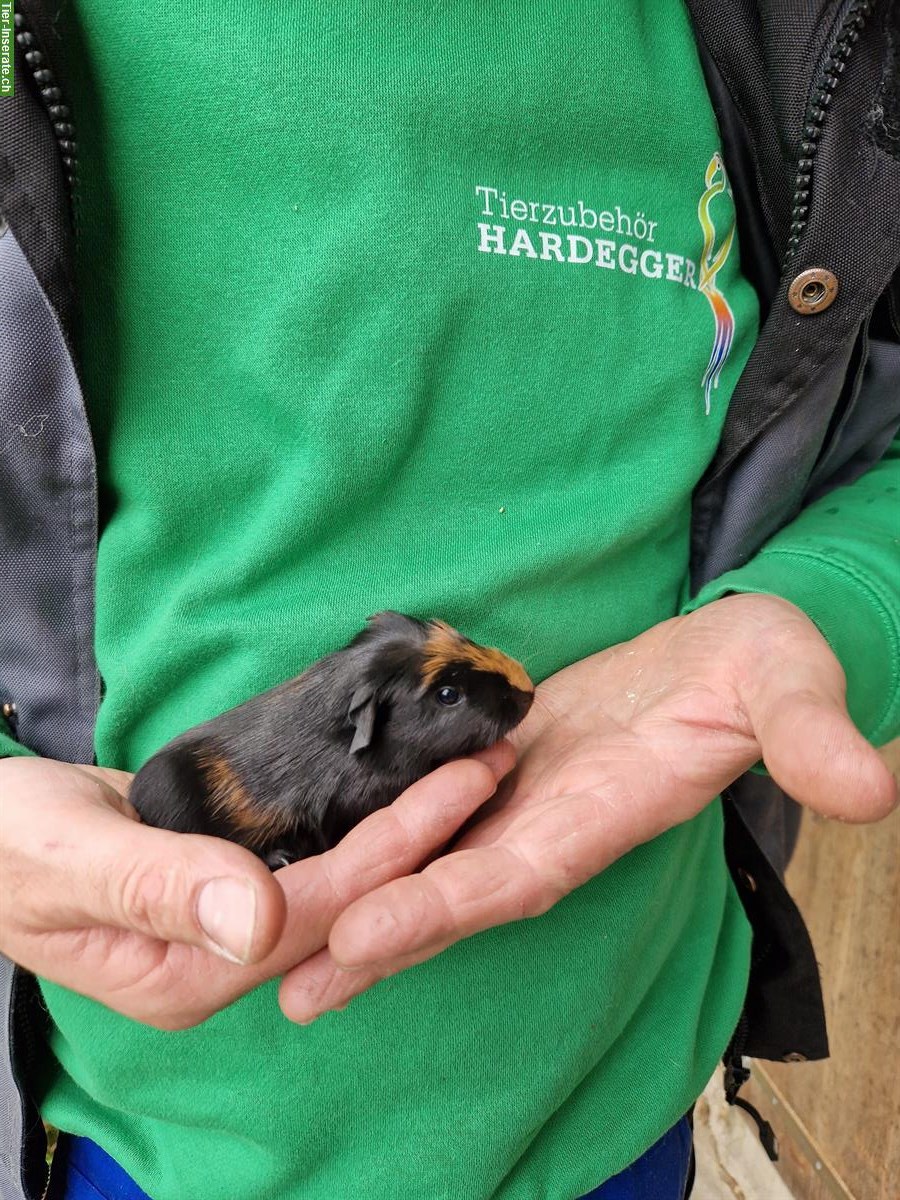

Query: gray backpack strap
[0,221,99,763]
[1,6,99,1197]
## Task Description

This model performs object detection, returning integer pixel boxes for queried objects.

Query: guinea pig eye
[436,685,462,707]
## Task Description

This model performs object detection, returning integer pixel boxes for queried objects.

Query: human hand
[0,748,512,1028]
[281,593,898,1021]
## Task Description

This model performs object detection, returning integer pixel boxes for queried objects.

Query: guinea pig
[129,611,534,868]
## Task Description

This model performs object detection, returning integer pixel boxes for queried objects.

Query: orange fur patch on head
[199,751,291,849]
[420,621,533,693]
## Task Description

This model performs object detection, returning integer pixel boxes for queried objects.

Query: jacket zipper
[9,973,52,1200]
[7,18,76,1196]
[784,0,875,265]
[12,11,77,202]
[722,1013,780,1162]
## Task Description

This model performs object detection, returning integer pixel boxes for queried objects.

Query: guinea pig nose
[506,687,534,727]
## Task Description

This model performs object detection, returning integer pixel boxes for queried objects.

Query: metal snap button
[788,268,838,314]
[736,867,758,893]
[782,1051,808,1063]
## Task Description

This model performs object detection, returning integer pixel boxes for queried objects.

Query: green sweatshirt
[3,3,895,1199]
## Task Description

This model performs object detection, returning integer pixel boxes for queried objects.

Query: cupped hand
[0,747,512,1029]
[280,593,897,1021]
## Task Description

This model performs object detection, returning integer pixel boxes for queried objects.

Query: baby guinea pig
[129,611,534,868]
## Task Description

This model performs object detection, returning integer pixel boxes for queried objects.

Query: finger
[53,755,500,1023]
[25,754,501,975]
[278,947,382,1023]
[272,760,512,1014]
[468,739,517,780]
[7,755,503,1035]
[280,943,447,1024]
[273,756,503,928]
[22,801,287,965]
[71,762,137,792]
[325,745,731,975]
[327,838,559,970]
[755,689,897,822]
[724,609,900,822]
[69,763,140,818]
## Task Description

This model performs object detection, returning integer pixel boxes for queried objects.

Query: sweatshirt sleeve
[682,437,900,746]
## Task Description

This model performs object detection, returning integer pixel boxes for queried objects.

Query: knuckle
[507,838,579,915]
[317,854,351,909]
[116,858,186,937]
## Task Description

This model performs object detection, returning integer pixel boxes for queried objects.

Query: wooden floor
[743,741,900,1200]
[695,739,900,1200]
[694,1072,796,1199]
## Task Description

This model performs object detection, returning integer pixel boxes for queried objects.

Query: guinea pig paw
[265,849,297,871]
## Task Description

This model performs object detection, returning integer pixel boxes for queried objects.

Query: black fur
[129,613,533,865]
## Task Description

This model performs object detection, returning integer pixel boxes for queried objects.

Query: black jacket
[1,1,899,1196]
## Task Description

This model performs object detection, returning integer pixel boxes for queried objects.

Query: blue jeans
[577,1116,694,1198]
[59,1116,693,1199]
[57,1136,152,1200]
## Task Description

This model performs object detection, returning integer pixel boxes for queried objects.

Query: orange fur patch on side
[200,751,290,848]
[421,621,533,693]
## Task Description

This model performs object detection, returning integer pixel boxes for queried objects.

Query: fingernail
[197,878,258,964]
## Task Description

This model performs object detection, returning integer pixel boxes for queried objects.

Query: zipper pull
[723,1054,780,1162]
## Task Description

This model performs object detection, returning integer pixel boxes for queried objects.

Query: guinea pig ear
[364,611,429,639]
[347,684,381,754]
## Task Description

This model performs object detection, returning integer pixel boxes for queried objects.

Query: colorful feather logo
[697,154,736,414]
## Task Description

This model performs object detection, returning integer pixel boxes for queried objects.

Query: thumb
[748,662,897,824]
[35,791,287,964]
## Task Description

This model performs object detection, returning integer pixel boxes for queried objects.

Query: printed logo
[697,154,735,415]
[1,1,13,98]
[474,186,698,287]
[474,155,739,414]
